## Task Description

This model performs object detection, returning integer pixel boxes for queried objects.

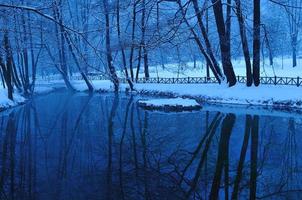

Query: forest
[0,0,301,101]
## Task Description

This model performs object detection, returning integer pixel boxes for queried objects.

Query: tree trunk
[235,0,253,86]
[177,1,222,83]
[192,0,222,78]
[21,12,30,93]
[292,34,297,67]
[45,45,76,92]
[53,2,68,78]
[2,33,14,100]
[0,67,5,88]
[206,6,210,79]
[117,0,134,90]
[135,46,142,81]
[141,0,149,79]
[253,0,261,86]
[211,0,237,86]
[103,0,119,91]
[63,32,94,92]
[226,0,232,54]
[129,0,137,81]
[27,12,37,92]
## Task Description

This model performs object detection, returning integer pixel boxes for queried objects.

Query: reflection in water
[1,92,302,199]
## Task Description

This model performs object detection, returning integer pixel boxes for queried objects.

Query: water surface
[0,92,302,200]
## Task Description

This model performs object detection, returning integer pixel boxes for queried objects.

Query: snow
[34,86,57,94]
[138,97,200,107]
[135,57,302,78]
[133,83,302,108]
[0,89,26,110]
[32,79,302,109]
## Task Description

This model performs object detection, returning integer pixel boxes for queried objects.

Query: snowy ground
[136,57,302,78]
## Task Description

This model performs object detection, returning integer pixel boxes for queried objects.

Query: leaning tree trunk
[63,32,94,92]
[211,0,237,86]
[53,0,94,92]
[45,45,76,92]
[103,0,119,91]
[117,0,134,90]
[0,67,5,88]
[192,0,223,78]
[235,0,253,86]
[177,0,222,83]
[253,0,261,86]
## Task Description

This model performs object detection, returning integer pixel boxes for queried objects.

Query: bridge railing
[120,76,302,86]
[38,75,302,87]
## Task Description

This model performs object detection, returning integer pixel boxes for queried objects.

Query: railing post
[274,76,277,85]
[297,76,300,87]
[187,77,190,83]
[172,77,174,83]
[237,75,240,82]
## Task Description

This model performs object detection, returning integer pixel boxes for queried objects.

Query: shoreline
[1,81,302,117]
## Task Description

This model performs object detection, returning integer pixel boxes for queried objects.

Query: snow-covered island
[138,97,202,112]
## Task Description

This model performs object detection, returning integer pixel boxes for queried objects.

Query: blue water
[0,91,302,200]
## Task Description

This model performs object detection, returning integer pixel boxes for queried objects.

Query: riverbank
[35,80,302,109]
[133,83,302,109]
[0,89,26,111]
[2,79,302,112]
[59,80,302,110]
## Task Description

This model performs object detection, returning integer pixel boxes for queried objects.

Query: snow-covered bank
[0,89,26,111]
[33,79,302,110]
[36,80,302,109]
[0,84,65,111]
[133,83,302,109]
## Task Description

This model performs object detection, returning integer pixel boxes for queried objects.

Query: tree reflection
[210,113,236,200]
[1,93,302,199]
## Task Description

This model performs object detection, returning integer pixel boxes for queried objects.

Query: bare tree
[285,0,302,67]
[234,0,253,86]
[253,0,261,86]
[103,0,119,91]
[211,0,237,86]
